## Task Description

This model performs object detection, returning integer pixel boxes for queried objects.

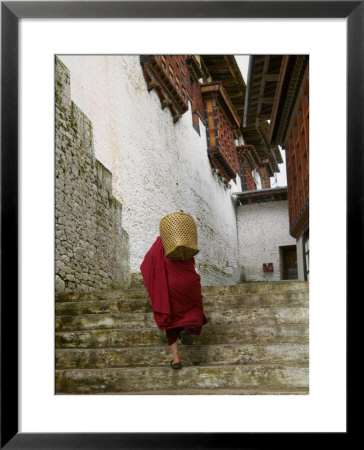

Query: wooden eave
[271,146,284,166]
[290,199,309,239]
[233,187,288,205]
[200,55,246,124]
[268,55,309,145]
[242,120,281,172]
[140,55,189,123]
[243,55,284,128]
[236,145,261,169]
[259,121,283,168]
[186,55,204,81]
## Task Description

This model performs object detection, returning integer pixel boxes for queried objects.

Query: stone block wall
[55,57,130,292]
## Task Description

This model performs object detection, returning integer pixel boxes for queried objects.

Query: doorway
[280,245,298,280]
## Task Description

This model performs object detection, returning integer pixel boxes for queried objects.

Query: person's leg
[166,327,183,365]
[169,339,181,365]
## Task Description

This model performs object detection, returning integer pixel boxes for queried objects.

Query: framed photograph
[1,1,357,447]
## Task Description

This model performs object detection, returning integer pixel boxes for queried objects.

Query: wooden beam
[203,63,231,70]
[258,113,271,120]
[229,92,244,99]
[262,73,280,82]
[261,97,275,104]
[224,56,237,81]
[220,80,241,86]
[255,56,270,126]
[269,56,289,144]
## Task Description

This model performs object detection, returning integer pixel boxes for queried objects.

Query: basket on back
[160,212,199,261]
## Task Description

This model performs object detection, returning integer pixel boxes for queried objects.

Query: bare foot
[170,339,181,364]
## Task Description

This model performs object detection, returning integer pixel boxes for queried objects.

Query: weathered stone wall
[59,55,244,286]
[55,57,130,292]
[236,201,296,281]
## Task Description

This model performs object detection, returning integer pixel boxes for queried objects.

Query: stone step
[92,387,309,395]
[56,291,308,316]
[55,364,309,394]
[201,281,309,295]
[55,342,309,369]
[55,306,309,332]
[55,289,149,303]
[56,323,308,349]
[55,281,309,303]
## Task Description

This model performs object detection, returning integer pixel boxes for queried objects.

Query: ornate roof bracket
[261,157,275,178]
[186,55,205,81]
[141,55,189,123]
[209,151,236,181]
[236,145,261,170]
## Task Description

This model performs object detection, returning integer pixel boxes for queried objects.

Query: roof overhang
[233,187,288,205]
[201,55,246,125]
[242,120,282,171]
[269,55,309,145]
[243,55,284,128]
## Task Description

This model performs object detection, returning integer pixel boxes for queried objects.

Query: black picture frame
[1,1,357,448]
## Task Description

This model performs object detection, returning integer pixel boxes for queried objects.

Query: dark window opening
[280,245,298,280]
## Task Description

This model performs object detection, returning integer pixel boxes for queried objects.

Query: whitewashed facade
[236,201,296,281]
[60,55,245,284]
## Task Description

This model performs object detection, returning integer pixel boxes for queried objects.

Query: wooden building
[141,55,282,190]
[140,54,293,281]
[244,55,309,280]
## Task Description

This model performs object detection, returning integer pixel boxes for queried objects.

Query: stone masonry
[55,57,130,292]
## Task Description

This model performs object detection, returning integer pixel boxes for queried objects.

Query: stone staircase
[55,281,309,395]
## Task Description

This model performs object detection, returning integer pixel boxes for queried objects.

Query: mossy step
[55,364,309,394]
[56,292,308,316]
[56,342,309,370]
[90,386,309,395]
[55,281,309,303]
[56,323,308,349]
[55,306,309,332]
[55,289,149,303]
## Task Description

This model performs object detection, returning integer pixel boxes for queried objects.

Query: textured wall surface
[296,235,305,281]
[55,57,130,292]
[236,201,296,281]
[59,55,243,285]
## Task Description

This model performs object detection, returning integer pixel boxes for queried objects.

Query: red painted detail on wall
[263,263,274,272]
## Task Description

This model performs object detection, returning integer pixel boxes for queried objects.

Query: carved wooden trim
[141,55,189,123]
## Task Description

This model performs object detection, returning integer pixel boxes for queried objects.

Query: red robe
[140,236,207,331]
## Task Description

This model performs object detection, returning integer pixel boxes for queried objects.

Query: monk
[140,236,207,369]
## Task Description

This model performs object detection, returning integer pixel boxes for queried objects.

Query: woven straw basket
[160,212,199,261]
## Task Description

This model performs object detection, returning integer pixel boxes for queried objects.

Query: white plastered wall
[296,235,305,280]
[59,55,242,275]
[236,200,296,281]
